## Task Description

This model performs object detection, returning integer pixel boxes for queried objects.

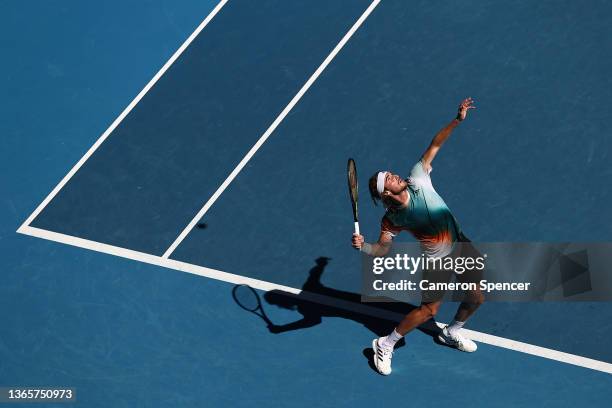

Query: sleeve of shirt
[408,160,433,188]
[381,215,402,237]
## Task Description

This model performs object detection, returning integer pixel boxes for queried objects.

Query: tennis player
[351,97,484,375]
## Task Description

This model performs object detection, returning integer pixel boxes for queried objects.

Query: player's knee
[421,302,440,318]
[466,291,485,308]
[473,291,485,306]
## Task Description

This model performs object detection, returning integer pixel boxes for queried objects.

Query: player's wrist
[360,242,374,255]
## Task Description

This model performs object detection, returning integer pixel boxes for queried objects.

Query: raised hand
[456,97,476,121]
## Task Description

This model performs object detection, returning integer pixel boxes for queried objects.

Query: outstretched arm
[421,97,475,171]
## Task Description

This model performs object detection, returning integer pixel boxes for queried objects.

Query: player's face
[384,172,407,194]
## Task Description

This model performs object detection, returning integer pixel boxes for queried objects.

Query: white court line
[16,225,612,375]
[17,0,230,231]
[161,0,383,258]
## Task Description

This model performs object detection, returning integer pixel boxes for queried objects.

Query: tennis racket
[232,284,273,325]
[347,158,360,235]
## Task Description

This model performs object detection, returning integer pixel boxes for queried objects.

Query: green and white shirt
[381,160,462,257]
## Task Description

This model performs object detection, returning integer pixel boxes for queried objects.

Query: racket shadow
[231,257,441,349]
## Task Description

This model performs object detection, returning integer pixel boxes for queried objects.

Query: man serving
[351,97,484,376]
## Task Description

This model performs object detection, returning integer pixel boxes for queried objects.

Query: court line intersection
[18,0,230,230]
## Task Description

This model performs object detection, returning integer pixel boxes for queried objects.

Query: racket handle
[354,221,360,235]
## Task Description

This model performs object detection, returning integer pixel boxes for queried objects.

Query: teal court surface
[3,0,612,406]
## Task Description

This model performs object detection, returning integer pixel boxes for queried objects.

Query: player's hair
[368,172,381,206]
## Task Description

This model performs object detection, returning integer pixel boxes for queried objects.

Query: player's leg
[396,301,442,335]
[438,288,483,352]
[452,238,485,324]
[438,239,485,352]
[372,301,441,375]
[453,288,485,322]
[379,301,442,352]
[454,235,485,322]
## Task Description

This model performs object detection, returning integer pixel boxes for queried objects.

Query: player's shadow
[260,257,441,360]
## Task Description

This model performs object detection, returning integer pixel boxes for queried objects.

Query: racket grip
[354,221,360,235]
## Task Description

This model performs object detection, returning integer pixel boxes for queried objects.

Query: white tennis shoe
[438,326,477,352]
[372,338,393,375]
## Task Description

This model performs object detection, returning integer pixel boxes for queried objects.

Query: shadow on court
[232,257,443,372]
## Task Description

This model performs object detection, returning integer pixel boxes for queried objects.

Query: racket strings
[233,285,260,312]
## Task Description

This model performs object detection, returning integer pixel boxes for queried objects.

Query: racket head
[232,284,262,312]
[347,158,359,222]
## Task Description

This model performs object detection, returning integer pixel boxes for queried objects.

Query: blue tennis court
[3,0,612,406]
